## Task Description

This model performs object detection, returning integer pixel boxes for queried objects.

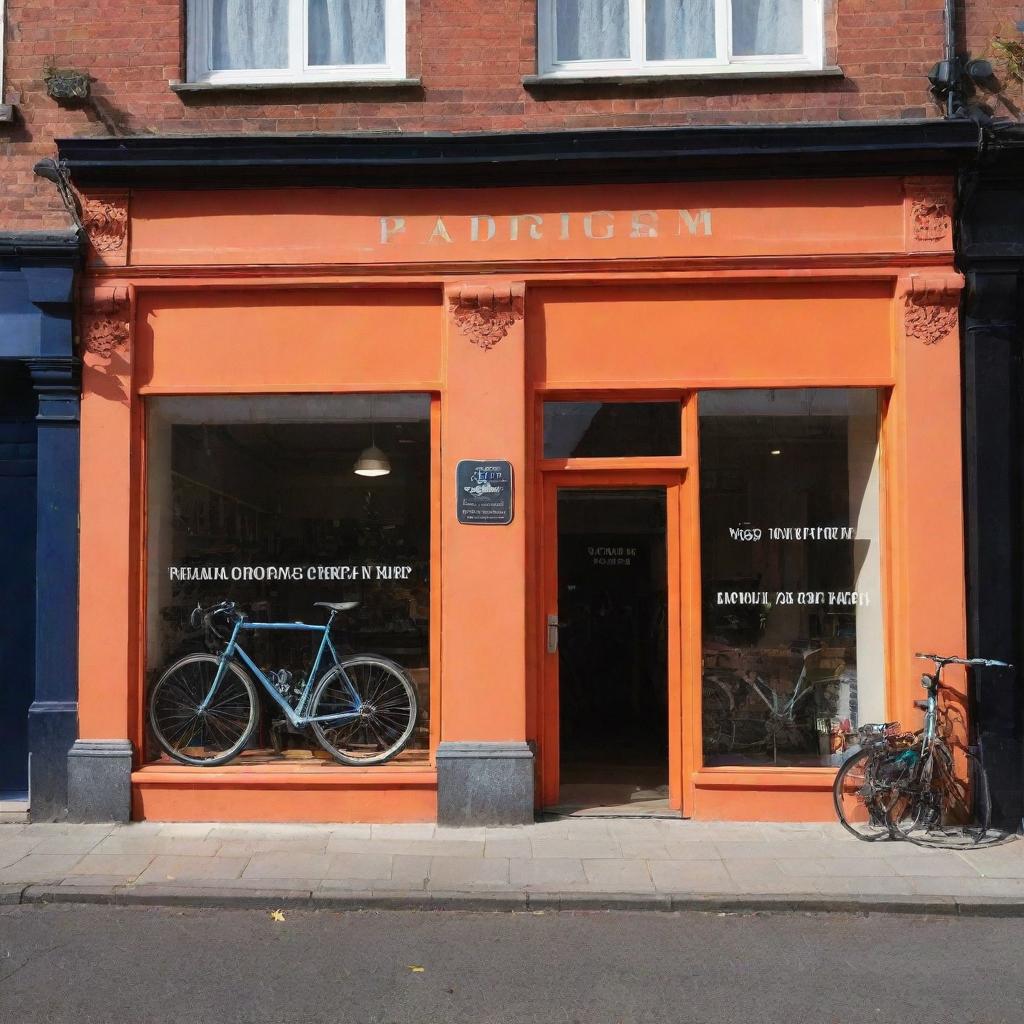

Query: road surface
[1,904,1021,1023]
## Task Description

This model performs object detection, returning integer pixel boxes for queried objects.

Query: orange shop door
[539,472,686,816]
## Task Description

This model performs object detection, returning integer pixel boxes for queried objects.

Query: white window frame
[537,0,823,78]
[186,0,406,85]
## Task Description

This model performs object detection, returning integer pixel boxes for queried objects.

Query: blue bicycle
[149,601,418,767]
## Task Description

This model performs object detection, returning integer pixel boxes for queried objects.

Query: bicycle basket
[856,722,902,745]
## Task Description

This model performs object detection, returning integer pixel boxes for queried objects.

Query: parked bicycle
[149,601,418,767]
[833,653,1012,846]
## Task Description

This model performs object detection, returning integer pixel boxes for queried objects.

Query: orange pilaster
[439,282,529,744]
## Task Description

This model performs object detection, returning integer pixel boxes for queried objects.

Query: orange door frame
[538,469,688,814]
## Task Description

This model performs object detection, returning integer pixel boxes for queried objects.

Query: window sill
[523,66,843,87]
[170,77,421,94]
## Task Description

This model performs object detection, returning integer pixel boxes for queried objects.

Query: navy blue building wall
[0,364,37,798]
[0,231,82,820]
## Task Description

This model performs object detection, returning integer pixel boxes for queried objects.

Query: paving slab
[134,855,249,885]
[323,853,395,881]
[648,859,735,893]
[93,836,224,857]
[65,854,155,880]
[427,856,511,889]
[530,839,622,860]
[582,859,655,892]
[241,852,335,879]
[0,839,45,868]
[0,854,88,883]
[390,854,432,888]
[818,876,919,896]
[509,857,587,889]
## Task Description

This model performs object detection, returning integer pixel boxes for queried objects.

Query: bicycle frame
[197,615,363,728]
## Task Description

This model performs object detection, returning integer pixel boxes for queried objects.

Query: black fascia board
[0,229,84,261]
[56,119,980,190]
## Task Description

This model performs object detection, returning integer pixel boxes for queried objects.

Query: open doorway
[552,487,669,815]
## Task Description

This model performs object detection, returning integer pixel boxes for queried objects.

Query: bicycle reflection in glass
[149,601,418,767]
[703,646,843,763]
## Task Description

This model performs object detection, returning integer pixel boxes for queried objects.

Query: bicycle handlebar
[915,652,1014,670]
[190,601,244,638]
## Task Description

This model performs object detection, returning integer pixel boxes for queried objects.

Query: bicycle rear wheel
[310,655,418,766]
[149,654,258,766]
[832,747,893,841]
[894,746,992,848]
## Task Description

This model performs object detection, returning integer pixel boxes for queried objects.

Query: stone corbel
[448,282,525,351]
[80,190,129,267]
[80,285,131,359]
[902,275,962,346]
[903,177,953,250]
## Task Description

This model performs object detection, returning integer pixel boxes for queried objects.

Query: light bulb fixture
[354,444,391,477]
[353,397,392,477]
[770,449,782,456]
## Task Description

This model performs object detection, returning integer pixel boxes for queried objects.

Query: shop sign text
[379,209,713,247]
[168,564,414,582]
[457,460,514,525]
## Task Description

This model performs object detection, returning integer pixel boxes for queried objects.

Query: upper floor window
[187,0,406,84]
[537,0,823,78]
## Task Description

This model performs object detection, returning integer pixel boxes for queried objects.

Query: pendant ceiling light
[354,398,391,477]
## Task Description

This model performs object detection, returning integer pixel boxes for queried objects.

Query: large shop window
[145,394,431,766]
[537,0,823,78]
[186,0,407,85]
[699,389,884,768]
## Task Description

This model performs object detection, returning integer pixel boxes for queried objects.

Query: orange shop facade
[61,132,971,825]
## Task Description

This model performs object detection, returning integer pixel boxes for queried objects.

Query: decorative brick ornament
[904,277,958,345]
[81,286,130,358]
[82,196,128,254]
[449,283,525,350]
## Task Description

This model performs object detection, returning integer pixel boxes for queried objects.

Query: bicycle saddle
[314,601,359,612]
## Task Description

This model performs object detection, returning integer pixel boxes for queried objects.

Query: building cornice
[54,120,981,190]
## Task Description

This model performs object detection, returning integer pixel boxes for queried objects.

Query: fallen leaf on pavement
[409,965,425,973]
[270,910,286,922]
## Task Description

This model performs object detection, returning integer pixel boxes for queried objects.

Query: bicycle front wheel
[832,747,893,841]
[149,653,258,766]
[310,655,418,766]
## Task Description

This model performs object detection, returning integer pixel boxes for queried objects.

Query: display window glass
[543,401,681,458]
[145,394,432,766]
[698,388,884,768]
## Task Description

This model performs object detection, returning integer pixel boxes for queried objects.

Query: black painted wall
[959,134,1024,829]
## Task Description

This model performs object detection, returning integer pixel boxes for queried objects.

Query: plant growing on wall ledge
[992,34,1024,86]
[43,67,92,102]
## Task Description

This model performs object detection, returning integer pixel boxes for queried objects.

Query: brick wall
[963,1,1024,121]
[0,0,954,231]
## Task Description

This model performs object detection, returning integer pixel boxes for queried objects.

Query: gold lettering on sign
[380,216,405,244]
[470,215,496,242]
[428,217,453,243]
[583,211,615,240]
[376,209,714,246]
[509,214,544,241]
[630,211,658,239]
[679,210,713,236]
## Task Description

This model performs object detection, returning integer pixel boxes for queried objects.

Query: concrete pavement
[1,818,1023,915]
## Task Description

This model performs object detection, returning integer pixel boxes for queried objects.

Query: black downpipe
[944,0,958,118]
